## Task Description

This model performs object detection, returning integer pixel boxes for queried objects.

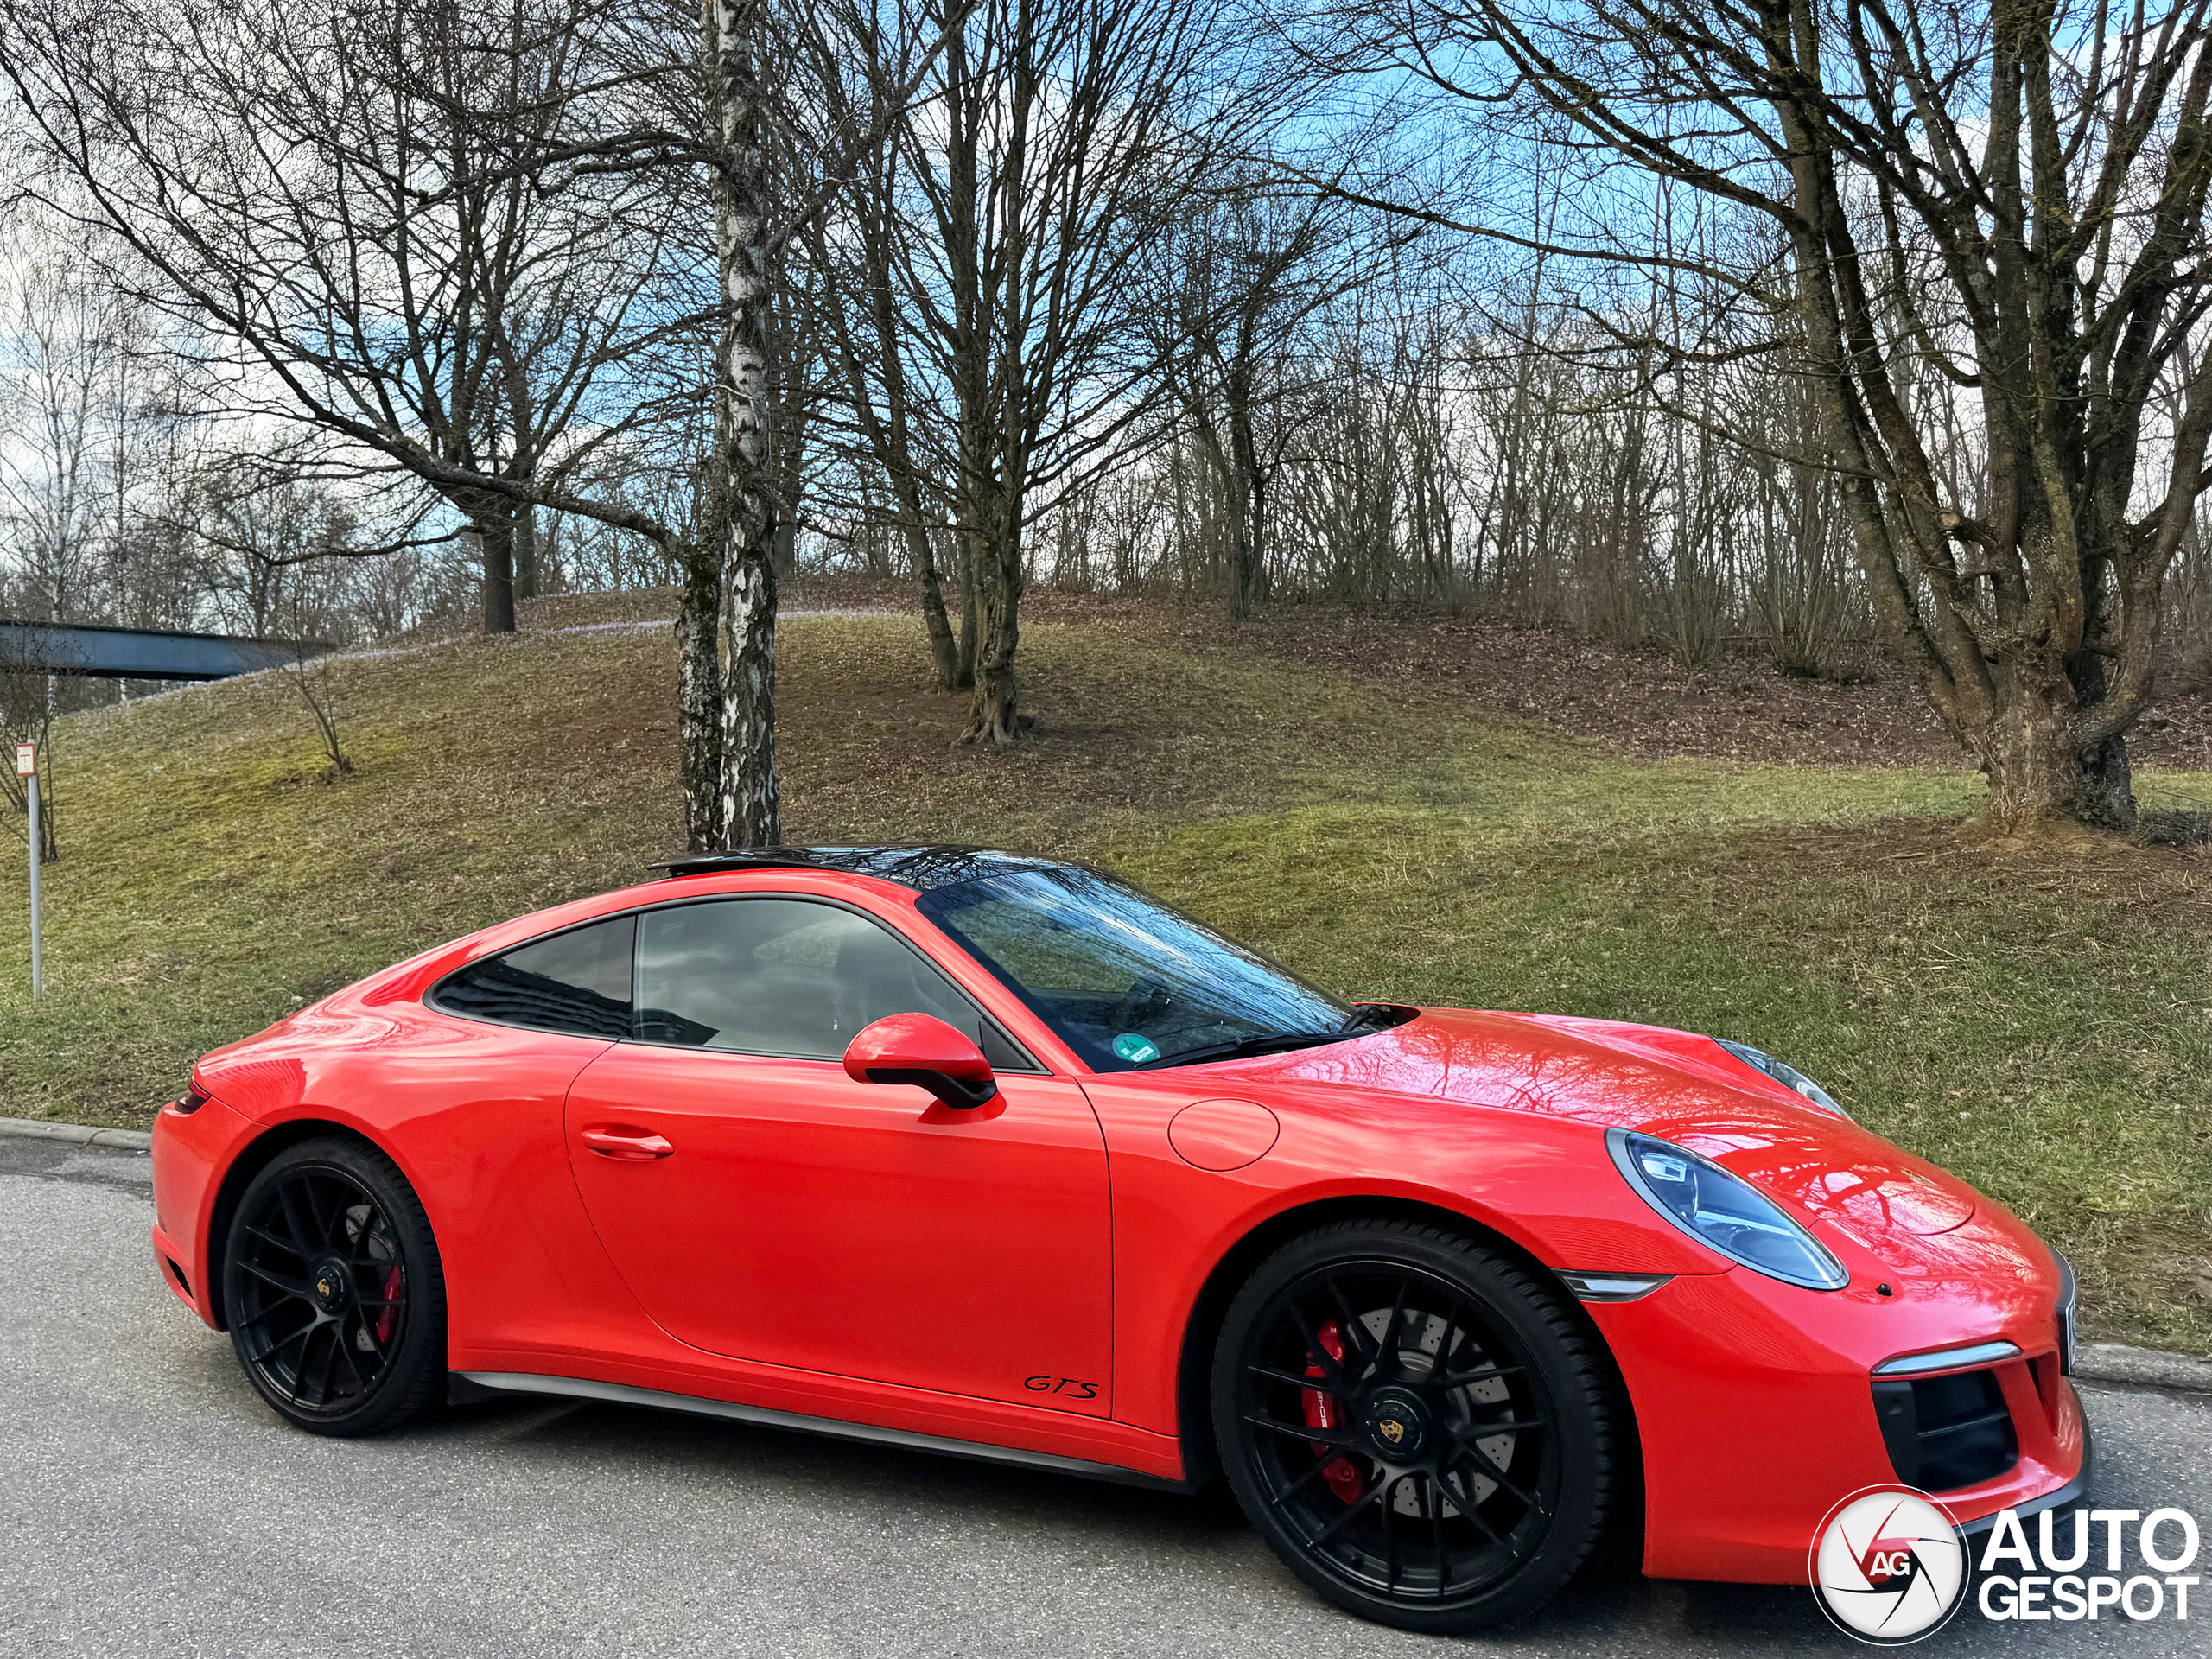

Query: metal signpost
[16,741,38,1001]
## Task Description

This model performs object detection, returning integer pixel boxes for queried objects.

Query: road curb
[0,1116,151,1152]
[2075,1341,2212,1395]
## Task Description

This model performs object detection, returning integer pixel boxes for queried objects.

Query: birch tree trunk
[703,0,780,848]
[677,531,724,852]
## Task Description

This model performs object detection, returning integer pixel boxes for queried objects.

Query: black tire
[1211,1220,1614,1633]
[222,1136,448,1437]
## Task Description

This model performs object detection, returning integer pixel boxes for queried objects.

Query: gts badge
[1023,1375,1099,1400]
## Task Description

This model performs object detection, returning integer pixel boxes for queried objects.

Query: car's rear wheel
[1211,1220,1615,1632]
[223,1137,446,1436]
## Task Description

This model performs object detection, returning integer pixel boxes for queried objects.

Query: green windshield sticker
[1112,1033,1160,1064]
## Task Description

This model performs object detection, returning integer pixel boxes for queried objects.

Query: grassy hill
[3,590,2209,1356]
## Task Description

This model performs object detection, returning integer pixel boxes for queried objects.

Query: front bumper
[1958,1415,2091,1543]
[1588,1259,2088,1583]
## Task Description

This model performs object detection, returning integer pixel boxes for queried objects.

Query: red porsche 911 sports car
[149,847,2087,1632]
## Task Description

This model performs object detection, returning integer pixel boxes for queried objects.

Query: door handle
[581,1126,675,1161]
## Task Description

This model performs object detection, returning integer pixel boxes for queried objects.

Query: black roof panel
[651,844,1071,892]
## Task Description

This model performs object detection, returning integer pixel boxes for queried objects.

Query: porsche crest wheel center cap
[1363,1389,1431,1460]
[309,1258,351,1313]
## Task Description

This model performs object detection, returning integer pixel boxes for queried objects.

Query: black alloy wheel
[1212,1220,1616,1632]
[223,1138,447,1436]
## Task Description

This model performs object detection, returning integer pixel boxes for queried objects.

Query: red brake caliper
[374,1268,401,1344]
[1301,1318,1366,1505]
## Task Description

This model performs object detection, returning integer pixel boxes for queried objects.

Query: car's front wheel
[1211,1219,1617,1633]
[223,1137,447,1436]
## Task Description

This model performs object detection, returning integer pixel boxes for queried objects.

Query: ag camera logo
[1810,1486,1969,1643]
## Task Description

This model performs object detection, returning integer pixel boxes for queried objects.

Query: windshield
[915,865,1356,1071]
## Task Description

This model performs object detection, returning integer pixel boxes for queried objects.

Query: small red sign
[14,743,34,778]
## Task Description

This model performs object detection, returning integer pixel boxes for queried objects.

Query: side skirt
[459,1370,1194,1493]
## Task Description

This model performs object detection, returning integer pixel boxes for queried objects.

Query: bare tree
[1141,179,1362,620]
[0,626,84,861]
[1299,0,2212,828]
[448,0,984,844]
[699,0,782,844]
[285,637,352,779]
[805,105,975,691]
[814,0,1241,742]
[0,241,137,626]
[0,0,694,637]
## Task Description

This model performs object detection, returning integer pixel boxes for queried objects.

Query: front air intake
[1871,1367,2020,1491]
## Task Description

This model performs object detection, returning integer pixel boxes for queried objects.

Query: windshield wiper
[1338,1002,1403,1033]
[1136,1030,1353,1069]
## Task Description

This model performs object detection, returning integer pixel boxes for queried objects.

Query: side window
[432,915,635,1039]
[634,899,1021,1064]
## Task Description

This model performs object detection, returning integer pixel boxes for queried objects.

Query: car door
[563,893,1114,1414]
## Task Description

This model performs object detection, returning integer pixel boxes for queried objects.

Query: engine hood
[1217,1006,1978,1238]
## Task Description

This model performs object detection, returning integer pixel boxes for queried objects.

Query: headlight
[1607,1128,1848,1289]
[1717,1038,1849,1119]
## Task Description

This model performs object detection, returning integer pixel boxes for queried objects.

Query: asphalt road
[3,1135,2207,1659]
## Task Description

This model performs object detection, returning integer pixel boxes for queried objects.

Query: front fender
[1080,1075,1727,1437]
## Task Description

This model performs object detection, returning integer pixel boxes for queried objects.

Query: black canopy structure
[652,844,1058,890]
[0,620,333,682]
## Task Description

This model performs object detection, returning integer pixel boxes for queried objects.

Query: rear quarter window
[430,915,635,1039]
